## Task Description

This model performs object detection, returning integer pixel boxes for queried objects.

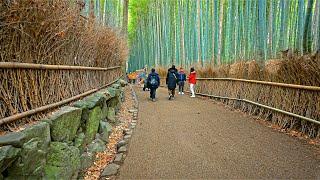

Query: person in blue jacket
[177,67,186,95]
[147,68,160,102]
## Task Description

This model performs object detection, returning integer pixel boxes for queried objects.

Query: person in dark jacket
[177,67,186,95]
[166,65,178,100]
[147,68,160,102]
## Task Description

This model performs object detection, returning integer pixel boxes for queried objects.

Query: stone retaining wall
[0,79,127,179]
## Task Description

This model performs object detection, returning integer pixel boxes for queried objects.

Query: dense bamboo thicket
[81,0,127,29]
[128,0,320,71]
[0,0,128,127]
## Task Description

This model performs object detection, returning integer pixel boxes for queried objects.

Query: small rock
[128,109,137,113]
[125,131,132,135]
[101,163,120,177]
[124,135,131,139]
[131,126,136,129]
[114,153,123,163]
[117,140,127,148]
[131,123,136,126]
[131,120,137,123]
[123,129,130,134]
[118,146,127,153]
[87,138,106,153]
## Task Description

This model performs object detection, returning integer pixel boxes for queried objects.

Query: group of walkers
[145,65,197,102]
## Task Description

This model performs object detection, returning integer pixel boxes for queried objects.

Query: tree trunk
[122,0,129,35]
[197,0,202,65]
[217,0,224,65]
[303,0,314,53]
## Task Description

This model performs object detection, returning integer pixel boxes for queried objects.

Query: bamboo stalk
[0,78,121,126]
[0,62,121,71]
[197,78,320,91]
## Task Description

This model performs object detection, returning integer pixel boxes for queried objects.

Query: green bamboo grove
[82,0,125,29]
[127,0,320,72]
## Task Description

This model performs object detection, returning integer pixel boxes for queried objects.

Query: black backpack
[149,75,158,87]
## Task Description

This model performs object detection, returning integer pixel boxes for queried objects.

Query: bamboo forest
[128,0,320,71]
[1,0,320,179]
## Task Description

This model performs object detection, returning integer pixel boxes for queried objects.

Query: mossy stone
[80,152,94,170]
[107,97,120,108]
[7,138,47,177]
[99,121,112,142]
[106,107,116,123]
[0,132,25,148]
[49,106,82,142]
[74,133,85,148]
[84,107,102,145]
[107,87,117,98]
[74,93,106,110]
[99,89,113,101]
[23,122,51,148]
[118,79,127,87]
[87,138,106,154]
[0,146,20,173]
[44,142,80,179]
[111,84,121,89]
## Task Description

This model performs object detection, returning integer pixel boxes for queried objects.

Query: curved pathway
[118,87,320,179]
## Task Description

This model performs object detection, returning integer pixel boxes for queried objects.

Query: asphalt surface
[118,87,320,179]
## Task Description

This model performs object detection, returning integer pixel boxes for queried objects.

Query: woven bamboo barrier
[195,79,320,138]
[0,0,129,130]
[197,78,320,91]
[0,62,121,71]
[0,77,120,126]
[0,66,122,128]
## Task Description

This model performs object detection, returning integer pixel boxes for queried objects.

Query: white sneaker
[178,92,181,95]
[182,92,184,95]
[190,95,196,98]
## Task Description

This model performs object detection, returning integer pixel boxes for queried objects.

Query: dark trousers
[178,81,184,92]
[150,88,157,99]
[168,88,175,97]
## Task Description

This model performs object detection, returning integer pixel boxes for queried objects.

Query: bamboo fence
[0,62,122,129]
[195,79,320,138]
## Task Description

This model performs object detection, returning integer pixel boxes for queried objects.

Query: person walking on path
[166,65,178,100]
[178,67,186,95]
[147,68,160,102]
[188,67,197,98]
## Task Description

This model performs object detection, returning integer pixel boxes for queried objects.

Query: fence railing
[0,62,122,126]
[159,77,319,136]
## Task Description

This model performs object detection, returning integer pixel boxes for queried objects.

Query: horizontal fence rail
[0,62,121,71]
[159,77,320,91]
[158,77,319,128]
[197,78,320,91]
[0,78,121,126]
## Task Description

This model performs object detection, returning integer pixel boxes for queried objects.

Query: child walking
[188,67,197,98]
[178,67,186,95]
[147,68,160,102]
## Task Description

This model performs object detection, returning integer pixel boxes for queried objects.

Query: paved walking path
[118,87,320,179]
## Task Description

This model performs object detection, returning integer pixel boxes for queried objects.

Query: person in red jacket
[188,67,197,97]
